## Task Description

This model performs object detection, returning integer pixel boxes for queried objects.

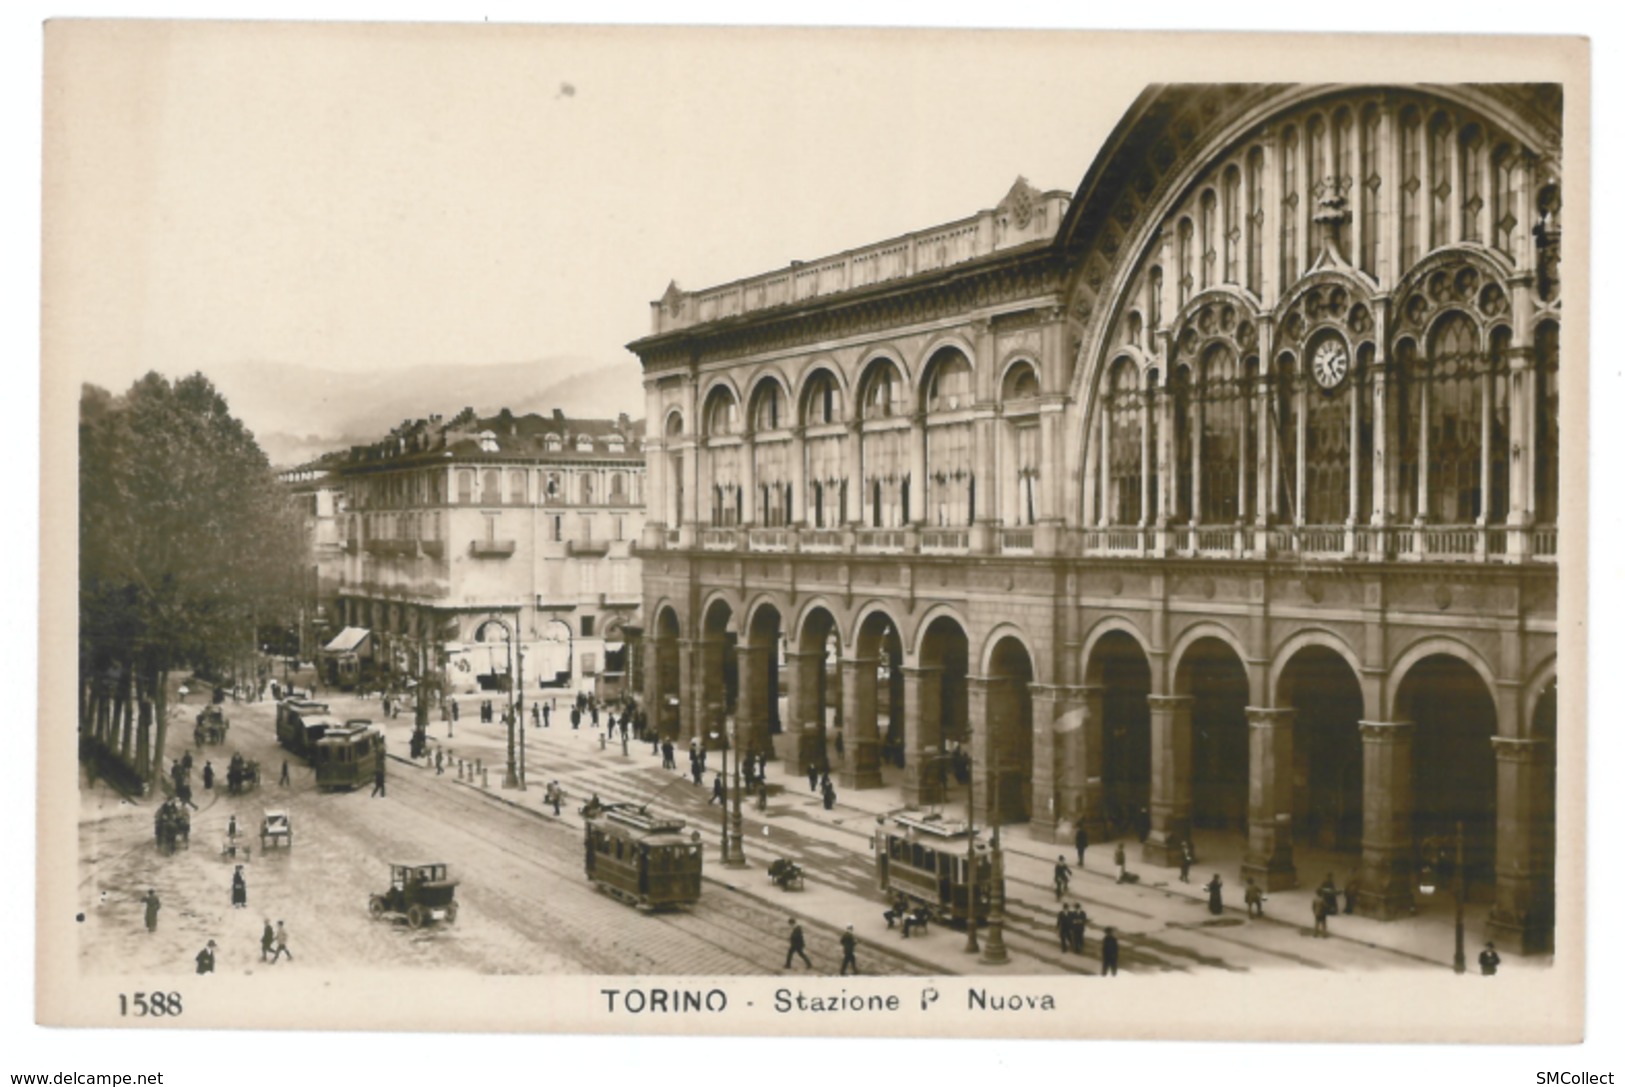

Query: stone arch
[998,354,1045,404]
[1269,627,1365,710]
[977,622,1045,687]
[1386,635,1498,722]
[908,601,976,663]
[1172,632,1252,840]
[741,598,786,754]
[699,590,743,635]
[1169,621,1255,702]
[1079,614,1154,685]
[854,347,913,419]
[794,360,850,423]
[1276,636,1367,856]
[1523,654,1558,731]
[743,368,794,432]
[984,632,1037,825]
[791,595,848,648]
[661,407,686,438]
[741,593,787,639]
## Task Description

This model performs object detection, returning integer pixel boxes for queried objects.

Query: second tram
[584,804,703,909]
[312,723,384,791]
[874,810,998,927]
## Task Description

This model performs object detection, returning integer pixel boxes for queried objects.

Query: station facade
[628,84,1563,953]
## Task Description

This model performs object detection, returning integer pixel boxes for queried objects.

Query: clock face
[1311,340,1350,390]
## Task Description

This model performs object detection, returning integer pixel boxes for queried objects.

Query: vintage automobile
[260,810,292,851]
[194,705,229,747]
[153,799,190,854]
[368,863,459,929]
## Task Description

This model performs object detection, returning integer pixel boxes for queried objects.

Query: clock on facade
[1311,339,1350,390]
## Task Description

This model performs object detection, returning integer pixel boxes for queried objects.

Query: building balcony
[600,591,642,609]
[699,527,740,551]
[366,539,419,558]
[854,529,908,554]
[468,539,517,558]
[798,528,845,553]
[998,527,1035,555]
[566,539,611,557]
[919,528,970,554]
[746,527,793,552]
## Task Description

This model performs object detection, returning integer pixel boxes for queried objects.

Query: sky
[46,23,1138,408]
[15,4,1625,1086]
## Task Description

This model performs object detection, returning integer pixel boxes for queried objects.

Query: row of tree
[79,373,307,790]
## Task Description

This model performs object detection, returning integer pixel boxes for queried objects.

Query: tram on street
[312,723,384,791]
[874,810,998,928]
[583,804,703,910]
[275,698,334,758]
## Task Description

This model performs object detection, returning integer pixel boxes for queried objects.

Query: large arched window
[1105,358,1144,524]
[859,359,908,528]
[1199,345,1245,522]
[1429,113,1453,251]
[1178,219,1195,308]
[1426,314,1485,522]
[1399,107,1422,270]
[1280,125,1300,286]
[1360,105,1382,277]
[924,350,974,527]
[703,390,741,527]
[752,380,784,432]
[1534,321,1560,525]
[801,369,846,529]
[1275,355,1299,519]
[1171,364,1194,522]
[1304,338,1352,525]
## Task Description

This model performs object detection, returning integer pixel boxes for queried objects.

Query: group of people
[782,918,861,976]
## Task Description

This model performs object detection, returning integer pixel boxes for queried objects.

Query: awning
[322,627,372,655]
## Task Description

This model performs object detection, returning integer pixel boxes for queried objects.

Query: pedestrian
[1101,927,1120,976]
[1114,842,1128,883]
[1311,892,1329,937]
[142,889,160,933]
[279,759,290,787]
[371,762,386,798]
[839,925,859,976]
[532,703,541,728]
[808,765,819,793]
[202,761,215,791]
[1179,839,1193,883]
[195,940,216,975]
[1317,873,1339,917]
[1478,942,1500,976]
[1071,904,1089,954]
[662,740,675,770]
[834,731,845,757]
[1204,873,1224,915]
[452,700,460,723]
[710,773,725,805]
[691,758,704,787]
[227,814,238,840]
[547,781,563,817]
[822,779,837,811]
[591,705,599,728]
[571,707,581,730]
[176,780,197,810]
[261,919,275,961]
[1053,856,1072,900]
[1342,875,1360,916]
[231,865,247,909]
[181,751,194,778]
[784,919,812,970]
[435,749,444,775]
[1074,823,1089,867]
[541,702,552,728]
[1244,878,1265,918]
[270,921,292,963]
[1057,905,1074,953]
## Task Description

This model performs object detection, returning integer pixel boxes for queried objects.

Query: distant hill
[198,355,646,467]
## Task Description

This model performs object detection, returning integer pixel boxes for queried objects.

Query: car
[368,863,459,929]
[260,810,292,851]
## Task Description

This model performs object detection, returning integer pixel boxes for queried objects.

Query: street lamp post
[964,760,980,955]
[980,766,1010,965]
[1418,819,1468,975]
[713,715,747,868]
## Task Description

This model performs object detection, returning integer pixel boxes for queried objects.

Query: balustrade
[919,528,970,553]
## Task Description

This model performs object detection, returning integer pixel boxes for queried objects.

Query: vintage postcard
[37,21,1589,1046]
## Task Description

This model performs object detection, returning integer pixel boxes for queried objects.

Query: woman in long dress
[1204,873,1224,915]
[231,866,247,909]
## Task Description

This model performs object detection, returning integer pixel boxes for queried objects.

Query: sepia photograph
[18,5,1608,1081]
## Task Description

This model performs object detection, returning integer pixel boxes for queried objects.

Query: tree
[79,372,307,788]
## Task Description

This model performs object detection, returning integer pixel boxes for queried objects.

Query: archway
[1278,645,1364,855]
[1087,631,1151,838]
[917,615,971,803]
[843,610,903,788]
[651,606,682,739]
[985,635,1036,826]
[792,606,842,775]
[1396,654,1499,891]
[534,618,574,690]
[1175,637,1249,839]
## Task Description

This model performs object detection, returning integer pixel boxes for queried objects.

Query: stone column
[839,656,882,788]
[1073,685,1107,841]
[1357,720,1415,919]
[735,642,773,760]
[1143,694,1193,866]
[908,415,926,525]
[789,426,807,528]
[642,635,665,735]
[965,674,995,826]
[1243,707,1298,890]
[1485,736,1555,954]
[1030,684,1090,844]
[900,664,944,806]
[676,638,699,744]
[782,649,825,776]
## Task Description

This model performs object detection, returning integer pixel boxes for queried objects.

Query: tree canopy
[80,372,307,780]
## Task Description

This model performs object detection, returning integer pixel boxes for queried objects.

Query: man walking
[195,940,216,975]
[1244,878,1265,918]
[710,773,725,805]
[1101,927,1120,976]
[261,919,275,961]
[142,888,160,934]
[1114,842,1128,884]
[279,759,291,787]
[435,749,444,776]
[784,919,812,971]
[371,761,386,798]
[1057,905,1073,953]
[839,926,859,976]
[202,761,215,791]
[1074,823,1088,868]
[1071,904,1089,955]
[1478,942,1500,976]
[270,921,293,963]
[1053,856,1072,900]
[542,702,551,728]
[1311,892,1330,937]
[1179,839,1194,883]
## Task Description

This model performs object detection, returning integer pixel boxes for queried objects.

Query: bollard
[458,760,465,780]
[482,768,489,789]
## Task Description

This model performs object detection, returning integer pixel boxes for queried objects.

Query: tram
[275,698,333,758]
[312,723,384,791]
[583,804,703,909]
[874,810,998,928]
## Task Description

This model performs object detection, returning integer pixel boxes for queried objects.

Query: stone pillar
[643,635,666,735]
[789,427,807,527]
[782,649,825,776]
[1357,720,1415,919]
[839,656,882,789]
[677,638,703,745]
[968,674,1026,828]
[1243,707,1298,890]
[907,416,926,525]
[1485,736,1555,954]
[735,643,773,760]
[900,664,944,806]
[1030,684,1088,844]
[965,674,994,826]
[1072,685,1107,841]
[1143,694,1193,866]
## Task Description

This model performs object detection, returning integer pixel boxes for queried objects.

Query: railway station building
[628,84,1564,953]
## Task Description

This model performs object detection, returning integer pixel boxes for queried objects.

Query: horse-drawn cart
[154,799,190,854]
[194,705,229,747]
